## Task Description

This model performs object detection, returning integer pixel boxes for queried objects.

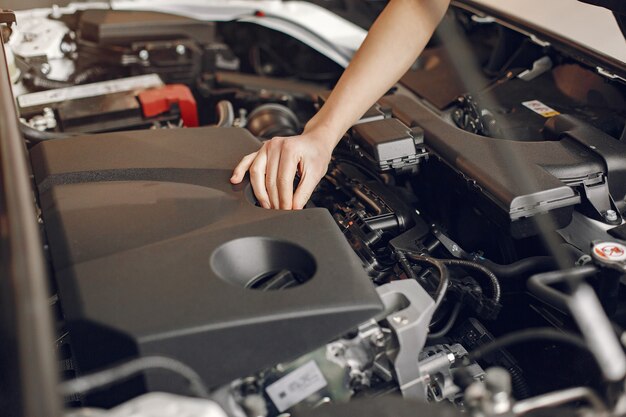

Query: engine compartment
[6,2,626,416]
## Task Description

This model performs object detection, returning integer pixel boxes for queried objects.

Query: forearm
[306,0,450,147]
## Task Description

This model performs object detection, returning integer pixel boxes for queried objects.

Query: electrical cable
[397,251,418,280]
[403,253,450,310]
[440,258,501,303]
[428,302,462,340]
[58,356,210,399]
[20,122,76,145]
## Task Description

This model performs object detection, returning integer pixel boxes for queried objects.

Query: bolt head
[175,44,186,55]
[40,63,51,75]
[138,50,149,61]
[370,331,386,347]
[605,209,619,222]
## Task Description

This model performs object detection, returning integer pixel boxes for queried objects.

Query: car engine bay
[3,2,626,416]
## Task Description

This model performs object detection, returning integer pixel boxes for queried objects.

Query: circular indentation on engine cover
[210,237,316,290]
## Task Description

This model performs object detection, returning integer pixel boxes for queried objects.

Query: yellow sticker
[522,100,560,118]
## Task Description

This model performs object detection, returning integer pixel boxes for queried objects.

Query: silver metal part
[464,367,513,416]
[419,344,485,403]
[24,107,57,131]
[518,56,553,81]
[326,319,386,390]
[10,17,68,59]
[376,279,436,399]
[227,322,384,416]
[605,210,619,222]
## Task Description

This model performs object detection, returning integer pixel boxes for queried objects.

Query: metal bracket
[581,175,622,225]
[376,280,435,399]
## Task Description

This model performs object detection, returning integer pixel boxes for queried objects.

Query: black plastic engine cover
[30,127,383,398]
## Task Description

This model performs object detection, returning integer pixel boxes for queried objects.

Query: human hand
[230,129,334,210]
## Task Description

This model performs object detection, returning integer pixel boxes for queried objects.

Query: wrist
[303,119,344,151]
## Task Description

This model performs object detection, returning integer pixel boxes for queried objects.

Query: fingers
[277,142,298,210]
[293,167,322,210]
[264,141,281,209]
[230,152,257,184]
[231,137,325,210]
[249,149,271,208]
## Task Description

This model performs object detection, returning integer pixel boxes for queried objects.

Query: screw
[175,44,186,56]
[60,41,76,54]
[370,330,386,347]
[40,62,51,75]
[605,210,618,222]
[138,49,149,61]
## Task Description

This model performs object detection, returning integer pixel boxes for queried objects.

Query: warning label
[266,360,327,412]
[522,100,560,118]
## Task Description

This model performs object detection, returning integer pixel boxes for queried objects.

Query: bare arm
[231,0,450,209]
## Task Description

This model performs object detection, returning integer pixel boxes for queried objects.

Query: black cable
[22,70,73,90]
[428,302,462,340]
[468,328,590,362]
[71,66,110,85]
[440,258,501,304]
[58,356,210,399]
[403,253,450,310]
[397,251,418,281]
[20,122,75,145]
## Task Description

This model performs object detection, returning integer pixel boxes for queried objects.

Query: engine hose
[441,258,501,304]
[403,253,450,311]
[477,256,557,279]
[474,244,582,280]
[214,100,235,127]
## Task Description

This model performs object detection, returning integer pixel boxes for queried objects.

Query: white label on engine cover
[266,360,327,412]
[521,100,560,118]
[17,74,163,108]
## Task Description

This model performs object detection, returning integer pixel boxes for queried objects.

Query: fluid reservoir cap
[592,241,626,264]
